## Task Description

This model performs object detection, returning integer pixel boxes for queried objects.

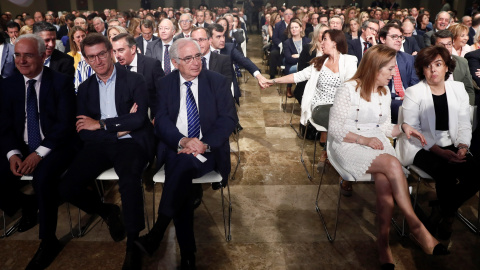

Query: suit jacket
[347,38,364,65]
[412,34,426,50]
[465,48,480,88]
[208,52,233,91]
[145,39,167,62]
[57,25,68,40]
[282,37,311,72]
[0,67,77,157]
[396,81,471,166]
[402,36,420,55]
[423,30,435,47]
[50,49,74,78]
[272,20,288,51]
[76,66,155,159]
[231,29,245,45]
[135,35,159,55]
[154,69,238,181]
[388,51,420,124]
[194,22,209,28]
[220,42,259,103]
[452,55,475,105]
[115,53,164,118]
[468,26,475,46]
[1,42,15,79]
[173,32,191,42]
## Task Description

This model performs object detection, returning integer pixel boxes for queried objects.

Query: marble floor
[1,35,480,270]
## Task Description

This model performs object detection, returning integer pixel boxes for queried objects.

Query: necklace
[355,90,383,131]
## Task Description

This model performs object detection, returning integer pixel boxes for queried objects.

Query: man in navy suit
[208,24,268,104]
[135,19,159,55]
[146,18,176,75]
[135,38,237,269]
[194,10,209,28]
[112,33,164,119]
[347,19,380,65]
[379,24,419,124]
[59,34,155,269]
[0,34,15,79]
[269,8,294,79]
[0,34,77,269]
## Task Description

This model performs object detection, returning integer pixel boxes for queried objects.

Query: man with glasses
[347,19,379,65]
[433,30,475,105]
[174,13,194,41]
[136,38,237,270]
[424,11,450,47]
[146,18,176,75]
[136,19,158,55]
[60,33,155,269]
[379,24,419,123]
[112,33,164,120]
[269,8,294,79]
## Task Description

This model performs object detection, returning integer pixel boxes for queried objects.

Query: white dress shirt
[129,54,138,73]
[7,70,51,160]
[176,74,203,139]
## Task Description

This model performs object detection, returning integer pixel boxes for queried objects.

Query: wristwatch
[99,119,105,130]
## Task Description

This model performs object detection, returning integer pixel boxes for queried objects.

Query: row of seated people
[0,17,265,269]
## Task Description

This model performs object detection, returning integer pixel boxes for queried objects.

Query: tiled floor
[1,35,480,270]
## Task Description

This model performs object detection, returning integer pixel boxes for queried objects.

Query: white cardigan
[395,80,472,166]
[294,53,358,125]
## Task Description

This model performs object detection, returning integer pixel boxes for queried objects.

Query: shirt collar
[204,50,211,62]
[163,39,173,46]
[96,65,117,85]
[23,69,43,85]
[130,54,138,67]
[179,73,198,87]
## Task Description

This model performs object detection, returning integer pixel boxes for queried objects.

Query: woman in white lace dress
[329,45,449,269]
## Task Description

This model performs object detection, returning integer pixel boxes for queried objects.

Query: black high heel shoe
[409,233,450,256]
[380,263,395,270]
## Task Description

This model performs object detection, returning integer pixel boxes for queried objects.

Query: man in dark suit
[402,19,426,50]
[33,21,74,78]
[208,24,268,104]
[93,16,108,36]
[0,34,77,269]
[56,13,75,39]
[348,19,380,65]
[112,33,164,119]
[432,30,475,105]
[424,11,450,47]
[379,24,419,123]
[194,10,209,28]
[0,34,15,79]
[135,38,237,269]
[135,19,159,55]
[402,36,421,55]
[465,48,480,90]
[59,34,155,269]
[146,18,176,75]
[269,8,294,79]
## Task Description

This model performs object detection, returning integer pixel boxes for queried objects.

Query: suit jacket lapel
[171,71,181,121]
[88,74,101,119]
[137,54,145,74]
[39,68,52,118]
[423,83,436,138]
[115,67,126,115]
[197,71,208,132]
[209,53,217,71]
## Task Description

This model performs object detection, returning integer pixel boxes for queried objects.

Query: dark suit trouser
[269,49,281,77]
[59,139,147,233]
[159,150,216,254]
[0,145,74,239]
[413,145,480,217]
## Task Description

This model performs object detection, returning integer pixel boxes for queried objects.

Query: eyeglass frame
[175,53,202,64]
[85,50,109,62]
[386,34,405,40]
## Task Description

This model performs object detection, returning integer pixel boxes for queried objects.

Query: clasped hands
[9,153,41,176]
[76,103,138,137]
[179,137,207,156]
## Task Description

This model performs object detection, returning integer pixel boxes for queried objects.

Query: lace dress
[329,80,396,178]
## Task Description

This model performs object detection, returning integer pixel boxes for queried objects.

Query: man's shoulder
[397,51,414,62]
[465,48,480,59]
[135,35,143,43]
[52,49,73,61]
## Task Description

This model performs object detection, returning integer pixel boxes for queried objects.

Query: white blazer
[395,80,472,166]
[294,53,357,125]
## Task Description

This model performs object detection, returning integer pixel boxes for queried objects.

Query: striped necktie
[26,79,42,153]
[201,57,207,70]
[184,81,200,138]
[164,45,171,75]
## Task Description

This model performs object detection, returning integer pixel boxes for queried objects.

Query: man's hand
[9,155,23,176]
[256,74,270,89]
[178,138,207,156]
[117,103,139,137]
[17,153,42,175]
[366,35,377,46]
[76,115,101,132]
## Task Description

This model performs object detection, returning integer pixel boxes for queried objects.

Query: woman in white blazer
[397,46,480,240]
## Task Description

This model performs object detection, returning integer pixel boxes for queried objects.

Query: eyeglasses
[387,34,405,40]
[85,50,109,62]
[192,38,208,43]
[177,53,202,64]
[367,26,378,33]
[180,20,192,24]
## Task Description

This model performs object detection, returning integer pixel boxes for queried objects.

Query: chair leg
[289,99,301,137]
[300,122,312,180]
[316,174,342,242]
[456,193,480,235]
[221,181,232,242]
[152,183,156,228]
[65,203,77,238]
[231,131,241,181]
[312,131,320,179]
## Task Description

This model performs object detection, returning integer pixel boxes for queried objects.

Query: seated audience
[448,23,472,57]
[107,25,128,42]
[66,26,86,70]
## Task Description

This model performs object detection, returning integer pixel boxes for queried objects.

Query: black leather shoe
[122,248,142,270]
[135,233,161,257]
[181,254,196,270]
[17,212,38,232]
[193,184,203,209]
[103,204,126,242]
[25,239,62,270]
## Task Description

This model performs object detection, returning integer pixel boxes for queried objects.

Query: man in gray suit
[424,11,451,47]
[146,18,176,75]
[432,30,475,105]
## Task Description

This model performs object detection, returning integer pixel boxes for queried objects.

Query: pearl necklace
[355,91,383,131]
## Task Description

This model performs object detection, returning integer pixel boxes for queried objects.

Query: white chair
[300,118,326,180]
[151,166,232,241]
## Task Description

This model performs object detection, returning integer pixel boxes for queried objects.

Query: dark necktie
[363,42,370,54]
[126,65,132,71]
[26,79,41,153]
[184,81,200,138]
[201,57,207,70]
[164,45,171,75]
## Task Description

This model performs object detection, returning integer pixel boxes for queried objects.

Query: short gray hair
[436,11,451,22]
[93,17,104,23]
[15,34,46,56]
[170,38,200,60]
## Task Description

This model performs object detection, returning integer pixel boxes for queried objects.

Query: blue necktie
[26,79,42,153]
[164,45,171,75]
[201,57,207,70]
[44,57,51,66]
[184,81,200,138]
[126,65,132,71]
